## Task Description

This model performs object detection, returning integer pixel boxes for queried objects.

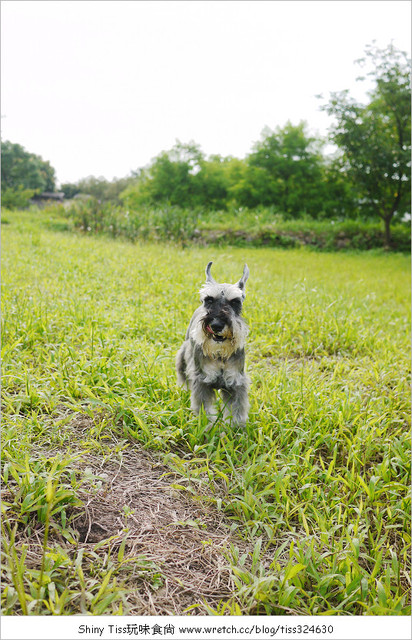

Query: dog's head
[199,262,249,343]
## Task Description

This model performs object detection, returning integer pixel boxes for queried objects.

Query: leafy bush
[1,186,35,210]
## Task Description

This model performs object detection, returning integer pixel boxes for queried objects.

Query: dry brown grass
[11,412,264,615]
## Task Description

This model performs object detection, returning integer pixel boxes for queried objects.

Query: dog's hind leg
[175,343,188,387]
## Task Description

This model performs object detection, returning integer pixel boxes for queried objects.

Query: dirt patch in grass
[54,412,258,615]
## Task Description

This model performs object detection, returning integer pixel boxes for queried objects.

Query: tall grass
[1,209,410,615]
[7,201,409,251]
[65,198,203,243]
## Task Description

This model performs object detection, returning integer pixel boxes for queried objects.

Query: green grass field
[1,210,410,615]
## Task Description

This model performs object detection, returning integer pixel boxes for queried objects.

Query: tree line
[2,44,410,245]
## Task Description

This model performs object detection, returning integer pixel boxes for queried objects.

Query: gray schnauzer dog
[176,261,250,429]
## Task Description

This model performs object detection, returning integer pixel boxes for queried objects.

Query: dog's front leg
[190,380,218,426]
[221,381,249,429]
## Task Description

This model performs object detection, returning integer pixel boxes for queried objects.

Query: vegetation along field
[1,209,411,616]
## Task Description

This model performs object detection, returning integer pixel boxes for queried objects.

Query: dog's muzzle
[204,316,234,343]
[206,324,226,342]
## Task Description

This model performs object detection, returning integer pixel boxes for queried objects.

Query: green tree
[246,122,327,216]
[229,162,276,209]
[322,155,360,219]
[121,141,209,208]
[194,155,232,210]
[60,182,81,199]
[321,43,411,246]
[1,141,56,193]
[123,141,204,208]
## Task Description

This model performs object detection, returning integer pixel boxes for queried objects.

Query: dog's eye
[229,298,242,313]
[204,296,214,305]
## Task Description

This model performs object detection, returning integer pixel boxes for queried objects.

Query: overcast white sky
[1,0,411,185]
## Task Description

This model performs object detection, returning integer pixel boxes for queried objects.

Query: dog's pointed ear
[205,261,216,284]
[237,264,249,292]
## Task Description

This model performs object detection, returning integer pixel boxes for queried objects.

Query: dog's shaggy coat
[176,262,250,428]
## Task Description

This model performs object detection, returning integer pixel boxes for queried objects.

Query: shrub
[1,186,35,209]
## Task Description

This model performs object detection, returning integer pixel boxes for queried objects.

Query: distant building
[31,192,65,206]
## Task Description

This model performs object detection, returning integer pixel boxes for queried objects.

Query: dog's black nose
[210,319,225,333]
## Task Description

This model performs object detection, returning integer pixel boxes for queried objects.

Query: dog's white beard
[191,317,248,360]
